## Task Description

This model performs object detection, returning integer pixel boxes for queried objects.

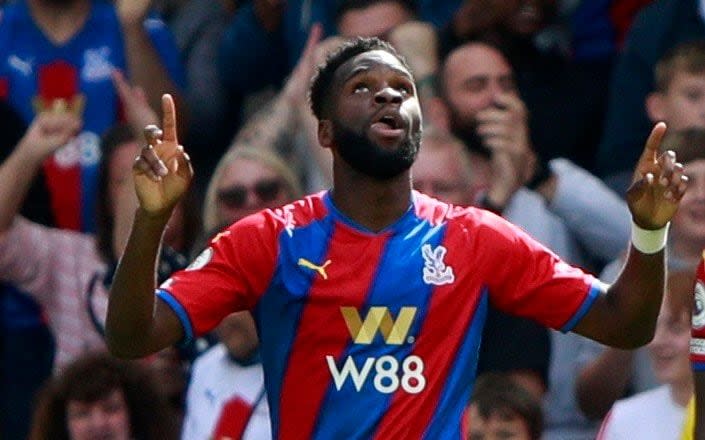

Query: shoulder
[412,190,510,232]
[238,191,327,229]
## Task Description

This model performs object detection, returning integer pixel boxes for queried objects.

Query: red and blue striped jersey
[159,191,601,439]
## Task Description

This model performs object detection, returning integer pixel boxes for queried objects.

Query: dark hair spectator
[468,373,544,440]
[29,352,179,440]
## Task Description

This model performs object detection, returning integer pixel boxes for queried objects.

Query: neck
[27,0,90,45]
[331,161,412,232]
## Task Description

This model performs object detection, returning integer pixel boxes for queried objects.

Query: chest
[1,14,125,128]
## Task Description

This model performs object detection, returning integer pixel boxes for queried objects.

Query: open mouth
[368,110,407,142]
[378,115,399,129]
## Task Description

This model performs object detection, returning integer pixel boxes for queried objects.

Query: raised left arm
[572,122,688,348]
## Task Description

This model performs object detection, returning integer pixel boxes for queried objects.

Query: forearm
[121,23,184,123]
[603,247,665,347]
[575,348,634,419]
[0,148,43,232]
[105,208,170,357]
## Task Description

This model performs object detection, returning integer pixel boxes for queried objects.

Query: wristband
[631,221,669,254]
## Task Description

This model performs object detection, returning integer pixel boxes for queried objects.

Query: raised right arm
[0,112,80,235]
[105,95,192,358]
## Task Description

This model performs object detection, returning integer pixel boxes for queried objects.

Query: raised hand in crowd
[477,92,535,211]
[113,69,160,141]
[387,21,439,102]
[0,110,80,246]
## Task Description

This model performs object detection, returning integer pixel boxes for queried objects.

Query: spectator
[201,147,303,234]
[465,373,543,440]
[155,0,238,179]
[597,0,705,192]
[596,271,695,439]
[0,0,185,233]
[435,39,631,440]
[29,351,179,440]
[183,146,302,439]
[645,41,705,146]
[440,0,611,172]
[218,0,459,117]
[0,100,54,440]
[0,119,190,371]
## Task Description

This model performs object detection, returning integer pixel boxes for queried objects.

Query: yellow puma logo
[297,258,332,280]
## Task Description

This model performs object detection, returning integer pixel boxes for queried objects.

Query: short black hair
[309,37,411,120]
[470,373,543,440]
[335,0,417,24]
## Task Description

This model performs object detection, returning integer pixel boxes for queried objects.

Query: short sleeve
[478,211,600,331]
[158,213,279,338]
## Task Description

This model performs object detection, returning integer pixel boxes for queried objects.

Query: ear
[645,92,666,123]
[318,119,334,150]
[425,96,451,131]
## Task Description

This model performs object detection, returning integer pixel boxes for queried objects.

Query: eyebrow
[343,64,414,84]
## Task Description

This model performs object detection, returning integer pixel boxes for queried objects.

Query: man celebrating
[107,38,687,438]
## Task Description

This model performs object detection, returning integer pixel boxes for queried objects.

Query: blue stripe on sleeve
[560,281,602,333]
[156,289,194,344]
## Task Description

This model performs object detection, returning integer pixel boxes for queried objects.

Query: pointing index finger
[641,122,667,164]
[161,94,178,144]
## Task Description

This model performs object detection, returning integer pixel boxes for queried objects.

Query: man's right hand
[133,94,193,219]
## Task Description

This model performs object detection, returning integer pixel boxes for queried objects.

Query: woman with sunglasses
[201,146,302,233]
[182,146,301,439]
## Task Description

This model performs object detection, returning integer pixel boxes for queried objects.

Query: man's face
[650,71,705,130]
[441,44,517,150]
[337,1,413,38]
[328,49,422,180]
[411,137,474,205]
[466,405,532,440]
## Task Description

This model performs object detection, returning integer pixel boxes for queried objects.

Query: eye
[398,84,412,95]
[353,83,369,94]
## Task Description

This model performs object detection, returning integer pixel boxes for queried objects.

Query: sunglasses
[217,178,285,208]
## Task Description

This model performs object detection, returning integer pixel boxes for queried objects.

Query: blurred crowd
[0,0,704,438]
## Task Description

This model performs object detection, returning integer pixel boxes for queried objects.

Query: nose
[374,86,402,105]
